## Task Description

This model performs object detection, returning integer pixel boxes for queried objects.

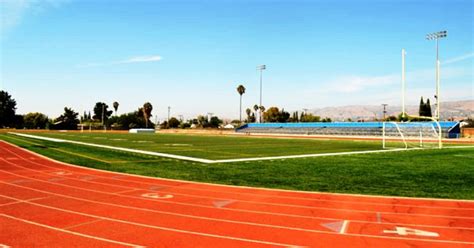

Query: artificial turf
[1,132,473,200]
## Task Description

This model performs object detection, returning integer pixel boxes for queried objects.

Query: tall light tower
[426,30,447,120]
[256,65,266,123]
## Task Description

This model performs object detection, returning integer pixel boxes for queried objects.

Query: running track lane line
[2,159,472,224]
[5,144,472,213]
[0,141,474,244]
[3,151,471,219]
[3,139,472,207]
[1,143,472,231]
[3,166,473,233]
[3,139,473,207]
[2,181,474,245]
[0,214,143,247]
[0,195,299,247]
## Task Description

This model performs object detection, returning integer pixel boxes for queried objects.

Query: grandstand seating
[235,122,460,138]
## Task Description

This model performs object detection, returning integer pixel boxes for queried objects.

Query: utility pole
[382,104,388,120]
[168,106,171,122]
[101,104,105,125]
[401,48,406,118]
[256,65,266,123]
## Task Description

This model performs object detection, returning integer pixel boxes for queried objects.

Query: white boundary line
[9,132,214,164]
[2,160,472,221]
[2,167,474,238]
[3,144,469,212]
[0,195,295,247]
[10,132,469,164]
[2,138,473,204]
[1,192,473,245]
[0,213,143,247]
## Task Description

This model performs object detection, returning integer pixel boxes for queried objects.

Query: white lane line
[5,139,474,205]
[2,193,473,245]
[2,163,472,223]
[0,196,52,207]
[63,219,103,230]
[3,171,471,234]
[0,195,295,247]
[0,214,143,247]
[3,143,473,216]
[340,220,349,234]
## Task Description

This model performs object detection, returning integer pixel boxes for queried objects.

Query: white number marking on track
[383,227,439,237]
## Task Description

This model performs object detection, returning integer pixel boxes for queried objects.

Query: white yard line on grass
[10,132,213,164]
[9,132,472,164]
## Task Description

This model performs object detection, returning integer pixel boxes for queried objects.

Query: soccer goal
[382,120,442,149]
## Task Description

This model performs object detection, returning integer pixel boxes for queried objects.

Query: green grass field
[1,132,473,199]
[16,132,386,159]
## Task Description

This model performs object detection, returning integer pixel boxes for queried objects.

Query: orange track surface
[0,141,473,247]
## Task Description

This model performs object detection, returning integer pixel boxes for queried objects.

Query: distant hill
[309,100,473,121]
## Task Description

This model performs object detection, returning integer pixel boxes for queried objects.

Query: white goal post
[382,118,442,149]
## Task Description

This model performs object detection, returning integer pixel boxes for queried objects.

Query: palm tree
[245,108,251,122]
[259,105,266,123]
[113,101,119,116]
[236,85,246,124]
[253,104,259,123]
[142,102,153,128]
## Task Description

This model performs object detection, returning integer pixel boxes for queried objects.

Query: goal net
[382,121,442,149]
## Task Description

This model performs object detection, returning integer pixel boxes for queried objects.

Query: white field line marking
[0,195,295,247]
[2,164,472,222]
[340,220,349,234]
[3,154,470,218]
[2,194,472,245]
[0,214,143,247]
[1,174,473,239]
[8,132,430,164]
[9,132,214,164]
[3,139,474,205]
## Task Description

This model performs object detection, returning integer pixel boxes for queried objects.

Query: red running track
[0,141,473,247]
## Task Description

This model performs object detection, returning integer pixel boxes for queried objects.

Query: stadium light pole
[256,65,266,123]
[426,30,447,120]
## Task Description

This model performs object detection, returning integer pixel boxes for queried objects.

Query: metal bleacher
[235,122,460,138]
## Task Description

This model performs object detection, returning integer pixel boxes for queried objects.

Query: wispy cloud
[78,55,163,68]
[443,52,474,65]
[0,0,69,37]
[321,66,470,94]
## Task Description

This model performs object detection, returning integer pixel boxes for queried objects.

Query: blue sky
[1,0,472,121]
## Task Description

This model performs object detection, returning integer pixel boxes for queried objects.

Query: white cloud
[321,66,470,94]
[0,0,68,37]
[78,55,163,68]
[443,52,474,65]
[118,55,162,64]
